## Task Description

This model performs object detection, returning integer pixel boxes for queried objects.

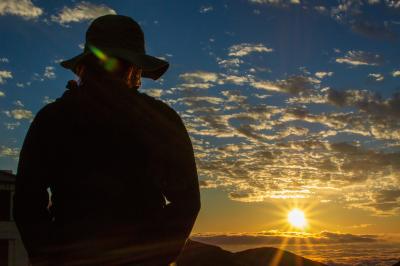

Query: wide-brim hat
[60,15,169,80]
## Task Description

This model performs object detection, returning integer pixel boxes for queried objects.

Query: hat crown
[85,15,145,54]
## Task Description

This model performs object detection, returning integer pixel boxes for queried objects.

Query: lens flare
[89,45,118,72]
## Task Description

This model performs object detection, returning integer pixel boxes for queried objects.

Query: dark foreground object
[177,240,327,266]
[13,80,200,265]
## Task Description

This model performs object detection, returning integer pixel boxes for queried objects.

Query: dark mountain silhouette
[177,240,327,266]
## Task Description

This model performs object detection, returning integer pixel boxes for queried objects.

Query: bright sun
[288,209,307,229]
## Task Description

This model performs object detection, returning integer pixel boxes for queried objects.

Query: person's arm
[13,105,57,264]
[160,109,201,262]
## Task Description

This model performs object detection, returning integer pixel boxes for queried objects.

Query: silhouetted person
[13,15,200,266]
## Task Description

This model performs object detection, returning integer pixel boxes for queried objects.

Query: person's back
[13,14,200,266]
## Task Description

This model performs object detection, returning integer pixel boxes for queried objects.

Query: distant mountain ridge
[177,240,327,266]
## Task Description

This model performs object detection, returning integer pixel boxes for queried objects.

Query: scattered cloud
[217,58,244,69]
[250,75,318,95]
[392,70,400,77]
[4,109,33,120]
[248,0,301,6]
[13,100,24,107]
[4,121,20,130]
[180,83,214,89]
[180,71,219,83]
[0,70,12,84]
[0,145,19,158]
[228,43,273,57]
[51,1,116,25]
[0,58,9,63]
[42,96,55,104]
[0,0,43,19]
[335,50,384,66]
[368,73,384,82]
[350,20,397,41]
[142,88,164,98]
[199,5,213,13]
[43,66,56,79]
[315,71,333,79]
[314,5,328,13]
[0,91,5,97]
[386,0,400,8]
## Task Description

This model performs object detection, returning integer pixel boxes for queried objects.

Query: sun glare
[288,209,307,229]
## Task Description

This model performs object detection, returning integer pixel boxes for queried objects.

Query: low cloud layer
[192,230,381,246]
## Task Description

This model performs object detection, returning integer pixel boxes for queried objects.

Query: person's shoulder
[35,101,61,120]
[34,89,75,123]
[139,91,182,122]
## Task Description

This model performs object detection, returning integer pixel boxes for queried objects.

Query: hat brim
[60,47,169,80]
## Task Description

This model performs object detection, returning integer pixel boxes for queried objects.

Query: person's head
[60,14,169,86]
[75,53,142,90]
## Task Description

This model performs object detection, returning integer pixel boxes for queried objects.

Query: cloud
[199,5,213,13]
[217,58,244,69]
[335,50,384,66]
[192,230,380,246]
[0,0,43,19]
[179,71,220,89]
[219,74,249,86]
[13,100,24,107]
[51,1,116,25]
[0,58,9,63]
[187,84,400,213]
[350,20,396,41]
[180,71,219,83]
[314,5,328,13]
[250,75,318,95]
[392,70,400,77]
[368,73,384,82]
[4,121,20,130]
[0,91,5,97]
[173,67,400,217]
[142,88,164,98]
[4,109,33,120]
[228,43,273,57]
[42,96,55,104]
[315,71,333,79]
[180,83,214,89]
[365,189,400,214]
[43,66,56,79]
[368,73,385,81]
[0,70,12,84]
[0,145,19,158]
[386,0,400,8]
[248,0,301,6]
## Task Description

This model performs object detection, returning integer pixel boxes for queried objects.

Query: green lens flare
[104,58,118,72]
[89,45,119,72]
[89,45,107,61]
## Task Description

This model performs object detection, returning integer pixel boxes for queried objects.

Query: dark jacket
[13,79,201,265]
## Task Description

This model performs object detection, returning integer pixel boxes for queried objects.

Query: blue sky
[1,0,400,264]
